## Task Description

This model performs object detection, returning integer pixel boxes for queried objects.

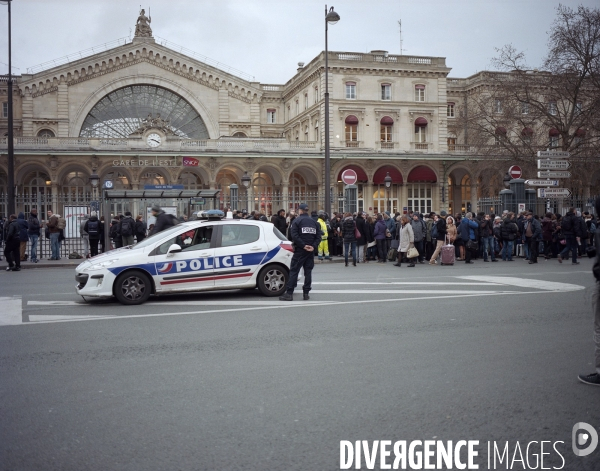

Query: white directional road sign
[537,171,571,178]
[537,160,571,170]
[526,180,560,186]
[537,188,572,198]
[537,151,570,158]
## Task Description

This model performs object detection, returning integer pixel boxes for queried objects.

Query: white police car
[75,211,293,305]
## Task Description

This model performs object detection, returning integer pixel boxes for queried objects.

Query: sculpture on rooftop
[135,8,153,38]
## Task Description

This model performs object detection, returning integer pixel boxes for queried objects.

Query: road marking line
[459,276,584,292]
[27,301,84,306]
[28,315,112,322]
[312,282,504,286]
[0,297,22,326]
[311,290,507,295]
[14,290,550,325]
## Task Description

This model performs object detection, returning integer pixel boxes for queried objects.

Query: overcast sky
[0,0,597,83]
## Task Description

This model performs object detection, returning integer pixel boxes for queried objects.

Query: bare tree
[465,4,600,178]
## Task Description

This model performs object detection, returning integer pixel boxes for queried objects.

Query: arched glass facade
[79,85,209,139]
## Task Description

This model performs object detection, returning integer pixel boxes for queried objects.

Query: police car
[75,211,293,305]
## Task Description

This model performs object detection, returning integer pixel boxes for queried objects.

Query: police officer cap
[299,203,309,211]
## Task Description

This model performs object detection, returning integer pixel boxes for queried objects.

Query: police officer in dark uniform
[279,203,321,301]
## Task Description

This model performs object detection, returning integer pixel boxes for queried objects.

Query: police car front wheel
[114,270,152,305]
[257,266,288,297]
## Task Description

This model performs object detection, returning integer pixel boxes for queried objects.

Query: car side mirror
[166,244,182,256]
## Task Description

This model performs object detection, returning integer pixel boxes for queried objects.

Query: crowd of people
[245,206,596,268]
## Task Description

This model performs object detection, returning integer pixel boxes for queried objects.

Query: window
[345,115,358,146]
[314,121,319,141]
[220,224,260,247]
[549,129,560,148]
[380,116,393,142]
[37,129,55,138]
[447,133,457,151]
[407,184,432,215]
[520,102,529,115]
[155,226,214,254]
[574,128,585,146]
[415,85,425,102]
[494,99,502,114]
[295,130,299,141]
[1,102,7,118]
[267,109,276,124]
[548,101,557,116]
[414,117,427,143]
[304,93,308,110]
[345,82,356,100]
[521,128,533,145]
[231,132,247,138]
[287,105,290,121]
[447,102,455,118]
[381,84,391,101]
[305,126,309,141]
[314,86,319,104]
[295,100,299,115]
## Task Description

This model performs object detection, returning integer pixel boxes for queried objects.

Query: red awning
[521,127,533,136]
[345,115,359,125]
[495,126,507,135]
[575,128,586,137]
[373,165,403,184]
[380,116,394,125]
[407,166,437,183]
[415,84,425,89]
[337,165,368,182]
[414,117,428,126]
[549,128,560,136]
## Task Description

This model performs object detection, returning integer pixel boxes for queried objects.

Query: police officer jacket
[290,214,321,252]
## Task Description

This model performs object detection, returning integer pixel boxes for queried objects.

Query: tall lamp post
[89,172,100,201]
[384,172,392,213]
[4,0,15,216]
[241,172,251,212]
[324,5,340,216]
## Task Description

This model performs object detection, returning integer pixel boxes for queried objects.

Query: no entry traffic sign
[341,169,358,185]
[508,165,522,179]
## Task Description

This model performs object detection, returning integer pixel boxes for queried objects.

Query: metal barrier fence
[477,196,598,216]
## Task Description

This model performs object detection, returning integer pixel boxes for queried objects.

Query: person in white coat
[394,215,415,267]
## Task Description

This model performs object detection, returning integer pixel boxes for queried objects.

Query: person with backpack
[500,212,519,261]
[47,213,61,260]
[4,215,21,271]
[118,211,136,246]
[410,213,426,264]
[149,204,179,236]
[479,213,497,262]
[557,207,580,264]
[135,215,147,243]
[459,212,479,264]
[84,211,103,257]
[111,216,122,249]
[26,208,40,263]
[541,212,556,259]
[429,211,448,264]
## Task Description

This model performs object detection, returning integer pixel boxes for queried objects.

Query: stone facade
[0,26,597,217]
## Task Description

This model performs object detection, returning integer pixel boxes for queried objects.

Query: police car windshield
[134,225,188,249]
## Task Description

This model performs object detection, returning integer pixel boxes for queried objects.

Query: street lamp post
[89,172,100,200]
[5,0,15,216]
[324,5,340,216]
[384,172,392,213]
[241,172,251,211]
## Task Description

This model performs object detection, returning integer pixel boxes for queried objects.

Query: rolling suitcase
[587,246,597,258]
[440,236,455,266]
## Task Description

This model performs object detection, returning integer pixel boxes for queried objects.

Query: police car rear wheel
[115,270,152,305]
[257,266,288,297]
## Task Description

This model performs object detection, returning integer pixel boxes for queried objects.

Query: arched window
[314,121,319,142]
[139,171,166,187]
[495,126,507,146]
[289,172,308,202]
[252,172,274,215]
[37,129,55,138]
[380,116,393,143]
[232,132,247,138]
[314,86,319,104]
[62,171,91,200]
[345,115,359,147]
[180,171,203,190]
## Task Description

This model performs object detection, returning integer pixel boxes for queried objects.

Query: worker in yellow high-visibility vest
[317,211,331,260]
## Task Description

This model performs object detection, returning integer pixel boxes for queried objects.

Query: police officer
[279,203,321,301]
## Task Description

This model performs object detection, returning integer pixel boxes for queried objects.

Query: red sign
[341,169,358,185]
[183,157,200,167]
[509,165,522,179]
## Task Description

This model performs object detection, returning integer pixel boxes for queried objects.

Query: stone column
[470,185,478,213]
[218,85,229,137]
[364,182,373,214]
[282,182,289,212]
[57,83,69,137]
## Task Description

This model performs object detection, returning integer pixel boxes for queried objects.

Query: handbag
[354,226,361,239]
[367,241,376,248]
[407,246,419,259]
[466,239,477,250]
[391,239,400,249]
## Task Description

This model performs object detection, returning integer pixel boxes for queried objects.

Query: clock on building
[146,132,162,148]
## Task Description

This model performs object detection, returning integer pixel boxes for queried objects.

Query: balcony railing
[0,137,321,153]
[412,142,429,152]
[379,141,396,150]
[448,144,472,153]
[344,141,361,148]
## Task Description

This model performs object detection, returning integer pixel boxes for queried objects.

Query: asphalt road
[1,258,599,471]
